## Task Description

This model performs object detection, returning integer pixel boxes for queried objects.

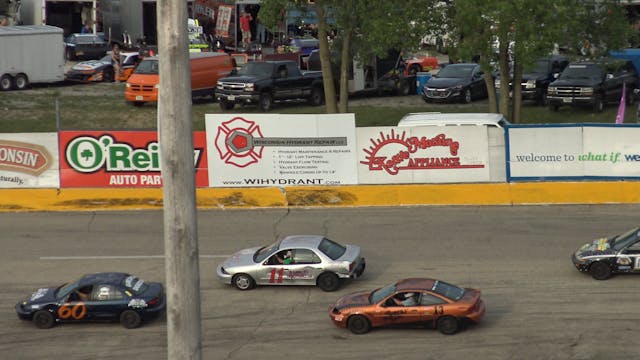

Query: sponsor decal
[361,129,483,175]
[30,288,49,301]
[128,299,148,309]
[0,140,52,175]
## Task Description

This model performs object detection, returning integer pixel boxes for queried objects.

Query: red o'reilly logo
[0,140,52,176]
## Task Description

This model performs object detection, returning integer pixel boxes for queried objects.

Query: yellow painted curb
[0,182,638,212]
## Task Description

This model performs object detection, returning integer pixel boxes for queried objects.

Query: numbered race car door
[418,292,448,323]
[286,249,321,285]
[59,289,91,322]
[258,251,290,285]
[375,292,424,325]
[86,284,127,320]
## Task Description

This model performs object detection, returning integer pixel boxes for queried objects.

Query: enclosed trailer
[0,25,65,90]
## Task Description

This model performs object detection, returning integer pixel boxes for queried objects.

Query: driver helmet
[404,292,415,299]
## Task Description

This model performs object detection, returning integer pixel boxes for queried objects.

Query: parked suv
[547,59,637,112]
[495,55,569,105]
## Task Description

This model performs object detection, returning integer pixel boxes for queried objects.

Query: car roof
[280,235,324,248]
[77,272,130,287]
[395,278,437,291]
[398,112,509,127]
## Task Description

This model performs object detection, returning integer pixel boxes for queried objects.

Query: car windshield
[56,280,80,298]
[431,280,465,301]
[237,62,274,76]
[611,227,640,251]
[254,241,280,263]
[134,59,159,74]
[123,275,149,294]
[559,65,602,80]
[317,238,346,260]
[369,283,397,304]
[436,64,475,78]
[99,54,112,62]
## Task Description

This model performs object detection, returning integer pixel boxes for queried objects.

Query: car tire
[462,89,472,103]
[219,100,235,110]
[120,310,142,329]
[590,261,612,280]
[103,68,115,82]
[14,74,29,90]
[437,315,459,335]
[317,272,340,292]
[593,95,604,112]
[347,314,371,334]
[259,92,273,112]
[0,74,12,91]
[408,65,421,76]
[232,273,255,290]
[33,310,55,329]
[309,86,324,106]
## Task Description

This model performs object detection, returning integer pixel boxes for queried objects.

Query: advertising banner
[357,126,490,184]
[506,124,640,180]
[205,114,358,187]
[0,133,59,188]
[216,5,233,38]
[59,131,209,188]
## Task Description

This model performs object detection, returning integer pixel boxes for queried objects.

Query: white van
[397,112,510,128]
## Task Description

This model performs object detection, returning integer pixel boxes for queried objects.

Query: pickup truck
[547,59,637,112]
[215,60,324,111]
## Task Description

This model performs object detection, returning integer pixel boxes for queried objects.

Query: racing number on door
[57,302,87,320]
[269,268,285,283]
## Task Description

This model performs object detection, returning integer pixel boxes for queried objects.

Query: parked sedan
[66,52,140,82]
[329,278,485,335]
[64,33,110,60]
[16,272,165,329]
[216,235,366,291]
[421,63,488,103]
[572,227,640,280]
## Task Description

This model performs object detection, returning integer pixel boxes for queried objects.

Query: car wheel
[259,92,273,112]
[593,95,604,112]
[590,261,612,280]
[462,89,472,103]
[347,315,371,334]
[317,272,340,292]
[309,86,324,106]
[103,68,115,82]
[33,310,55,329]
[232,273,255,290]
[408,65,421,76]
[0,74,12,91]
[14,74,29,90]
[437,315,459,335]
[120,310,142,329]
[219,100,235,110]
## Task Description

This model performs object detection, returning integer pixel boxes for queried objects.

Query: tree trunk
[316,2,337,113]
[498,38,510,120]
[484,73,498,113]
[338,29,352,113]
[512,60,523,124]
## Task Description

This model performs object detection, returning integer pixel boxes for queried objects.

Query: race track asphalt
[1,205,640,359]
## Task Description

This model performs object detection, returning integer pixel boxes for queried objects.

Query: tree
[258,0,442,113]
[453,0,635,123]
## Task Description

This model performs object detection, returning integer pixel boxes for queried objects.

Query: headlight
[154,84,160,89]
[525,80,536,89]
[125,83,131,88]
[245,83,255,91]
[548,87,557,95]
[582,87,593,96]
[574,250,585,263]
[495,79,501,88]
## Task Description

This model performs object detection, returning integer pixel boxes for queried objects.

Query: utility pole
[157,1,202,359]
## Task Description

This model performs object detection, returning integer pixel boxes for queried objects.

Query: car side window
[420,292,447,306]
[292,249,321,264]
[91,285,124,301]
[624,241,640,253]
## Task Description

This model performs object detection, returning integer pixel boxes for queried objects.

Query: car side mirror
[606,73,614,80]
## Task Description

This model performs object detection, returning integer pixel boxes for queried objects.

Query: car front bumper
[216,264,233,285]
[572,254,589,272]
[215,91,260,104]
[421,88,463,102]
[15,302,34,321]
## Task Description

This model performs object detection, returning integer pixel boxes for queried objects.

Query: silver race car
[217,235,366,291]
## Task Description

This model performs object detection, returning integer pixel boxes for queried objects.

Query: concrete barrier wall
[2,181,639,212]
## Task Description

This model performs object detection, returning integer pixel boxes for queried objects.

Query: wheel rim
[319,274,337,290]
[348,316,368,333]
[1,77,10,90]
[439,317,457,334]
[235,275,250,289]
[16,77,26,89]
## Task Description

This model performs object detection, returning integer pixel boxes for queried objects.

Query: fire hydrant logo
[214,117,265,168]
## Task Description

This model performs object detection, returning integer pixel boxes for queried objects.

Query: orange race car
[404,53,439,75]
[329,278,485,335]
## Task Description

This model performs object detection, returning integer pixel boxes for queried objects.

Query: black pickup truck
[215,60,324,111]
[547,59,638,112]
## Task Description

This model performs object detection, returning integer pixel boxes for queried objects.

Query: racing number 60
[57,302,86,320]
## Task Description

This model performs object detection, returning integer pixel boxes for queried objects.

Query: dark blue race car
[16,272,165,329]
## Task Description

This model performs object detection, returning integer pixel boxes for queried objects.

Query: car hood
[21,286,58,306]
[71,60,109,71]
[332,290,371,310]
[575,238,616,257]
[221,246,261,268]
[551,78,600,87]
[426,77,467,88]
[220,75,270,83]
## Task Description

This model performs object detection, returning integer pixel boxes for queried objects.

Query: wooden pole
[157,1,202,359]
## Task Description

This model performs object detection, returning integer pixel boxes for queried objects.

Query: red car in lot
[329,278,485,335]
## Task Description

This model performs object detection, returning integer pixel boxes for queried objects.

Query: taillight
[349,262,354,271]
[148,297,160,307]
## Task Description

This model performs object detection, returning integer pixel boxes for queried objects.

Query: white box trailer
[0,25,65,91]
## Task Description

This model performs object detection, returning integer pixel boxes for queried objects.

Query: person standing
[111,43,122,82]
[240,9,252,49]
[81,22,92,34]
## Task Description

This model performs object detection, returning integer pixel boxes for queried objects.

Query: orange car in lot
[329,278,485,335]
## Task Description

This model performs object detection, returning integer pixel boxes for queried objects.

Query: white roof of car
[398,112,510,128]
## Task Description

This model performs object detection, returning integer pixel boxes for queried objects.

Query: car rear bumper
[350,258,366,279]
[466,299,486,323]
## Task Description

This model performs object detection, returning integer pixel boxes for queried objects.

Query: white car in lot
[217,235,366,292]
